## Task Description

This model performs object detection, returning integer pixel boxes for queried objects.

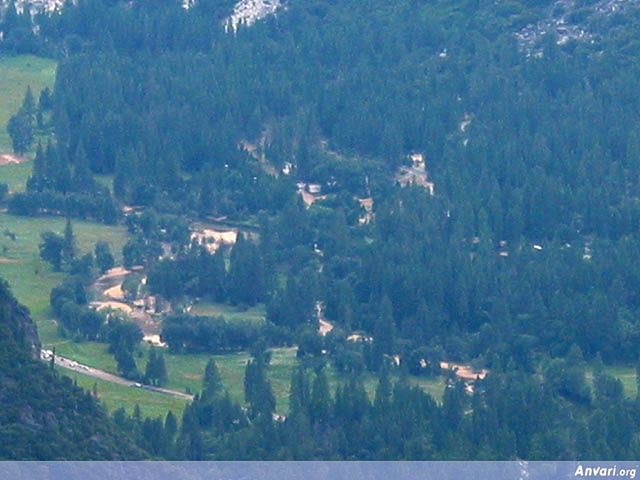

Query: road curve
[41,349,194,401]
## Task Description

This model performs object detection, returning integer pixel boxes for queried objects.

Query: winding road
[41,349,194,401]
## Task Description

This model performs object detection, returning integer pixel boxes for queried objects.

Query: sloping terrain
[0,280,145,459]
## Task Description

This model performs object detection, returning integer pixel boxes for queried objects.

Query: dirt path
[316,302,334,336]
[91,266,163,336]
[96,266,131,283]
[104,284,124,300]
[91,301,132,314]
[0,154,27,165]
[41,349,193,401]
[440,361,488,380]
[298,184,328,207]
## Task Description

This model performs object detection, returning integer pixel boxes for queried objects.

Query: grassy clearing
[156,346,443,415]
[605,365,637,398]
[586,366,637,398]
[0,214,129,344]
[190,301,266,324]
[585,366,637,398]
[94,174,113,192]
[69,342,444,418]
[136,346,290,410]
[1,159,33,193]
[57,366,188,419]
[54,341,119,372]
[0,55,57,153]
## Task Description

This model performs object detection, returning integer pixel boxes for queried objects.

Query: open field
[0,214,129,344]
[55,341,445,418]
[94,173,114,192]
[52,342,640,421]
[58,366,189,419]
[586,365,638,398]
[190,300,266,324]
[86,345,295,413]
[1,159,33,193]
[0,55,57,153]
[605,366,637,397]
[158,346,445,414]
[54,340,119,372]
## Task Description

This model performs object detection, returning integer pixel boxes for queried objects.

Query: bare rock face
[0,280,41,358]
[515,0,640,54]
[225,0,283,32]
[1,0,66,15]
[14,303,41,358]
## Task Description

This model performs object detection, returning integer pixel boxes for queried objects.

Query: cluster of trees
[161,313,277,354]
[38,218,78,271]
[7,86,35,154]
[114,349,640,460]
[6,85,53,154]
[103,316,143,379]
[8,0,640,459]
[144,348,168,386]
[147,234,265,305]
[39,221,145,379]
[9,138,119,222]
[15,0,640,360]
[0,0,40,55]
[50,278,103,340]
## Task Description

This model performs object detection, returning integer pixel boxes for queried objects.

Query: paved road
[41,349,194,401]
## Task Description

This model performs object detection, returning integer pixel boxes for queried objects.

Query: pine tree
[165,411,177,439]
[244,357,275,418]
[21,86,36,122]
[63,218,76,264]
[145,348,158,385]
[156,352,168,386]
[309,367,330,424]
[7,110,33,155]
[38,87,52,111]
[95,241,115,273]
[2,0,19,34]
[114,150,133,199]
[145,348,168,386]
[373,366,392,413]
[72,141,93,192]
[289,366,310,416]
[228,235,264,306]
[28,143,46,192]
[39,231,65,271]
[202,358,223,399]
[372,296,395,370]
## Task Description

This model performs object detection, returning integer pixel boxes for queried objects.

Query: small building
[307,183,322,194]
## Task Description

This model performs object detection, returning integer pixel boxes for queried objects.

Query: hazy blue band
[0,461,637,480]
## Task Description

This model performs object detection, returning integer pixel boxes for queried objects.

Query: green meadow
[0,55,57,153]
[0,214,130,344]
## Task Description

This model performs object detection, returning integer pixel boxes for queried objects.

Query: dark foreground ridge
[0,280,145,460]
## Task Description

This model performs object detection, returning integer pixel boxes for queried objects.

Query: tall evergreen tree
[202,358,223,399]
[95,240,115,273]
[371,296,395,370]
[63,218,76,264]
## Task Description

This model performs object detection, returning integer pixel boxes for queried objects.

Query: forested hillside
[3,0,640,460]
[0,280,145,459]
[16,0,640,363]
